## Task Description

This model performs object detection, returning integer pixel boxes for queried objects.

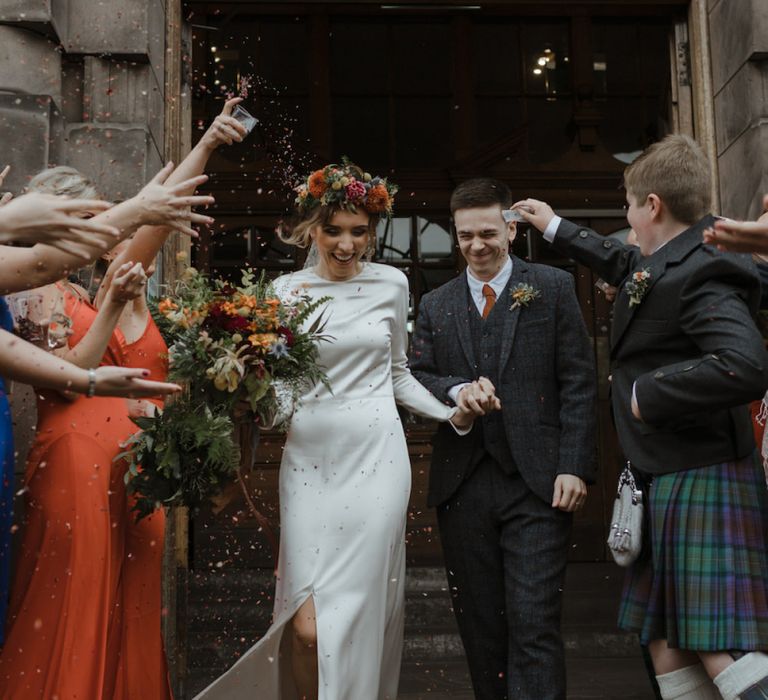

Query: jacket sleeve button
[578,230,589,238]
[603,240,613,248]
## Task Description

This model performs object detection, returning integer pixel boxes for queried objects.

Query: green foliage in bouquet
[123,267,331,520]
[119,399,240,520]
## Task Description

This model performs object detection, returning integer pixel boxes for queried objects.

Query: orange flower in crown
[307,170,327,198]
[365,184,393,213]
[295,157,398,217]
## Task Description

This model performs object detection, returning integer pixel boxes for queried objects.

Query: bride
[195,162,490,699]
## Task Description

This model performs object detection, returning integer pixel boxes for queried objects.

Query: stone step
[186,622,639,677]
[188,587,455,631]
[185,562,642,695]
[188,565,629,636]
[187,565,450,601]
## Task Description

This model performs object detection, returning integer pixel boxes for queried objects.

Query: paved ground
[398,656,657,699]
[398,562,659,700]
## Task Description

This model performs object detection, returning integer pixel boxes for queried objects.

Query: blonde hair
[278,205,378,248]
[27,166,98,200]
[623,134,711,225]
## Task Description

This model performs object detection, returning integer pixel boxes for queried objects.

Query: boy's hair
[450,178,512,215]
[623,134,711,225]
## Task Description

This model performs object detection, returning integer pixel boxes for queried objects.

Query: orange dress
[0,290,172,699]
[108,312,171,699]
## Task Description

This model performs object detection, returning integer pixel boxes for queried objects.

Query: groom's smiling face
[454,205,516,282]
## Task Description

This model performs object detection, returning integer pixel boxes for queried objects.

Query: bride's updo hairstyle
[279,159,398,248]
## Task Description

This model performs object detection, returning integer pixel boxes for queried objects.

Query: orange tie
[482,284,496,319]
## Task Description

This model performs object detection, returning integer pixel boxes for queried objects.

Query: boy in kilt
[514,134,768,700]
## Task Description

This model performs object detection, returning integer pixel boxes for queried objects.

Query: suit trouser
[437,455,572,700]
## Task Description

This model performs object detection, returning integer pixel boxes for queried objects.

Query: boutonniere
[626,268,651,307]
[509,283,541,310]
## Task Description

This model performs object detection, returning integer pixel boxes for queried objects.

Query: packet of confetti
[232,104,258,135]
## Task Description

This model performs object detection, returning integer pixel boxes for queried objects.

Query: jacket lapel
[454,276,477,370]
[611,218,711,350]
[498,257,529,376]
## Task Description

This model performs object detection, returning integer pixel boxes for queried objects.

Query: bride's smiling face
[311,209,372,281]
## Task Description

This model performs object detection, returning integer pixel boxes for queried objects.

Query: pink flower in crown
[345,180,367,203]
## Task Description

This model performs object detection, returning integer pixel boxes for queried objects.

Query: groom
[410,178,596,700]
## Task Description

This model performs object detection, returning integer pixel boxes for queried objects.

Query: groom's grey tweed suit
[410,255,596,700]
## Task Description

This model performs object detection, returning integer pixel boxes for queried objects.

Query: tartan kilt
[618,452,768,650]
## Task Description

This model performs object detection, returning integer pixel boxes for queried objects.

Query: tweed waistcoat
[468,282,517,474]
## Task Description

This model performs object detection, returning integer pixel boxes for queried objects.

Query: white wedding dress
[195,263,457,700]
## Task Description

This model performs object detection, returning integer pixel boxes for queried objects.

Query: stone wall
[708,0,768,219]
[0,0,167,199]
[0,0,170,489]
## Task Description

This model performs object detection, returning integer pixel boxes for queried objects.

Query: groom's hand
[511,198,556,233]
[552,474,587,512]
[457,377,501,416]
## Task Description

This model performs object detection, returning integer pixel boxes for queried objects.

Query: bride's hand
[450,407,475,430]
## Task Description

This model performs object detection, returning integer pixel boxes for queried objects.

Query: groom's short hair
[450,178,512,215]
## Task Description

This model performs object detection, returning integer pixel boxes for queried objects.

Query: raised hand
[0,192,118,255]
[133,162,215,237]
[510,198,556,233]
[200,96,249,149]
[93,366,181,398]
[106,261,148,304]
[552,474,588,512]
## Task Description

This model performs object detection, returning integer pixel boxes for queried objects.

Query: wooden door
[183,2,684,575]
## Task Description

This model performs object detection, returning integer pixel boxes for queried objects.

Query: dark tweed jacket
[410,255,597,507]
[551,215,768,476]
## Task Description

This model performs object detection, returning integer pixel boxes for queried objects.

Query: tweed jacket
[551,215,768,476]
[410,255,597,507]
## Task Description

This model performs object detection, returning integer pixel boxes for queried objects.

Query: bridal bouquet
[120,267,330,520]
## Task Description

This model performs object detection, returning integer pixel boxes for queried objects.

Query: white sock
[714,652,768,700]
[657,664,722,699]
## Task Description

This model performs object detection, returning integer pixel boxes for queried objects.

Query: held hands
[510,198,557,233]
[133,162,215,237]
[552,474,587,512]
[200,97,249,150]
[450,377,502,429]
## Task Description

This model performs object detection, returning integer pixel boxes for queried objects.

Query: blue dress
[0,298,14,644]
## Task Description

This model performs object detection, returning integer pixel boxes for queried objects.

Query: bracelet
[86,368,96,398]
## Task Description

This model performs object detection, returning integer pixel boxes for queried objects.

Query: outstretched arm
[0,329,179,398]
[513,198,639,286]
[703,202,768,253]
[0,163,214,295]
[98,97,247,295]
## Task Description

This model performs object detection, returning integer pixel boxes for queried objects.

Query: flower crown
[295,158,397,216]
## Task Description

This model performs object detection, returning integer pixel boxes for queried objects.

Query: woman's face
[311,209,371,281]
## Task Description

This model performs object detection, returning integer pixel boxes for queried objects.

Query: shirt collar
[466,256,513,297]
